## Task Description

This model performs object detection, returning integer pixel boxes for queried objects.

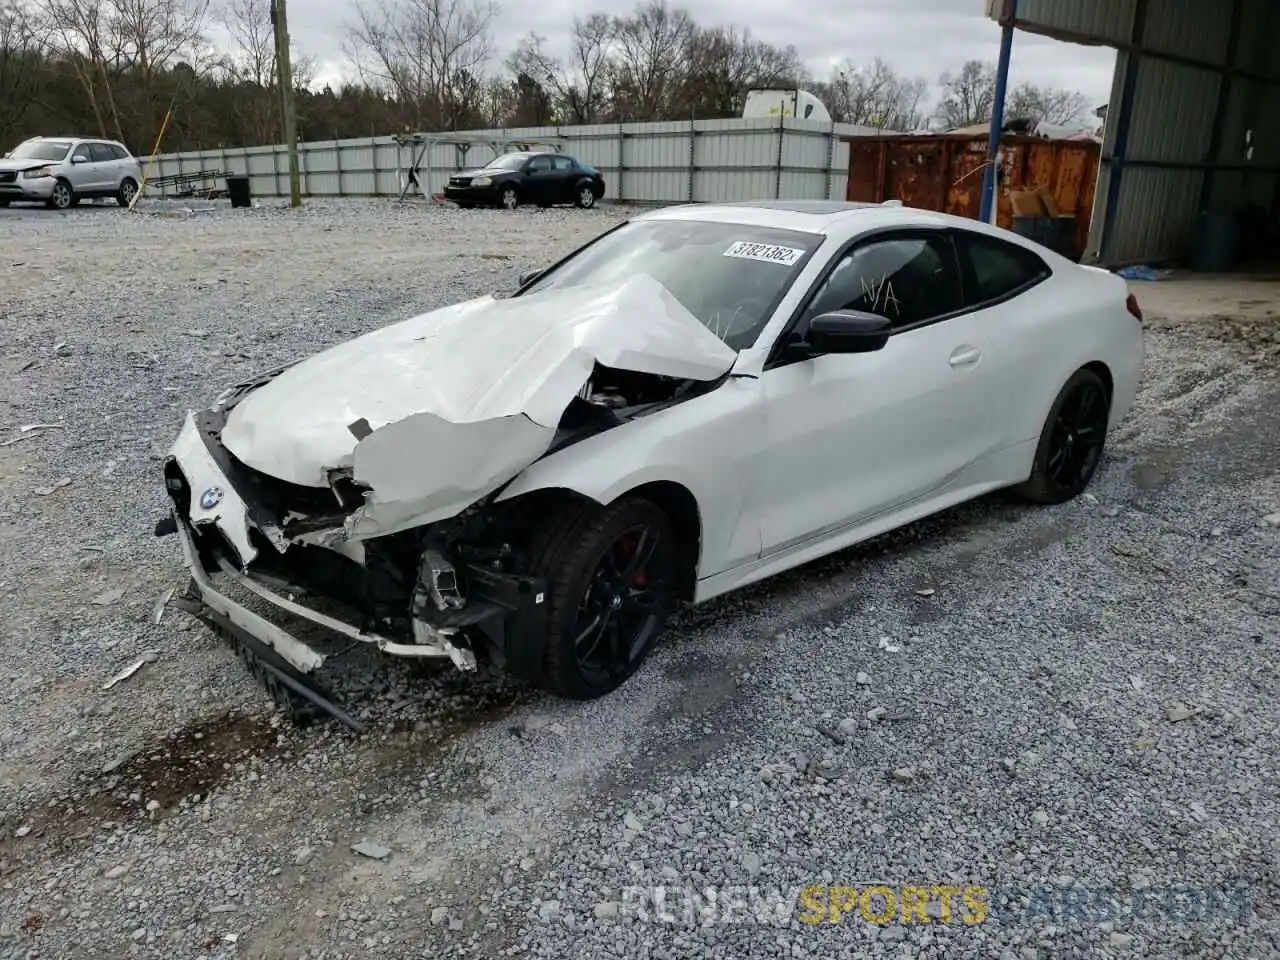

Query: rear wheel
[528,497,679,699]
[1016,368,1111,504]
[575,183,597,209]
[117,177,138,207]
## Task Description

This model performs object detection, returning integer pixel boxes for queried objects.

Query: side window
[107,144,129,160]
[551,155,573,171]
[959,233,1050,305]
[70,143,91,163]
[526,155,552,173]
[88,143,115,162]
[803,235,963,330]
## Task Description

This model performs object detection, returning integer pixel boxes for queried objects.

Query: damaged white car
[157,200,1144,725]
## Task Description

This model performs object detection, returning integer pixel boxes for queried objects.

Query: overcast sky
[279,0,1117,109]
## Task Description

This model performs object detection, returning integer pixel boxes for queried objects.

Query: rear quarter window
[958,232,1051,306]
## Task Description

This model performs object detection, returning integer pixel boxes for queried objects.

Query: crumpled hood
[220,274,737,494]
[0,158,51,173]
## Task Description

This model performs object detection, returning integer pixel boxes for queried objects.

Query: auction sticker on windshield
[723,241,805,266]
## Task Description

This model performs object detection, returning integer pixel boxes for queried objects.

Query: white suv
[0,136,143,210]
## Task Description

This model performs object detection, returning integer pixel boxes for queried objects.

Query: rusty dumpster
[843,134,1101,260]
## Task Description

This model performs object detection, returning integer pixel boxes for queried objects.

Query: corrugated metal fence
[147,117,884,204]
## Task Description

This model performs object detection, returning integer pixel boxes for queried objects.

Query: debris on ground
[102,652,159,690]
[33,477,72,495]
[153,586,175,624]
[351,840,392,860]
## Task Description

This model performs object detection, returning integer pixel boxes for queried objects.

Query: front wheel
[46,179,74,210]
[528,497,679,699]
[498,185,519,210]
[1015,367,1111,504]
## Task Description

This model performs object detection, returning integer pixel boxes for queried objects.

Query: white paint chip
[723,241,804,266]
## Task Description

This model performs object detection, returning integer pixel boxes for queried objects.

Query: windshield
[485,153,535,171]
[520,219,822,349]
[10,140,72,161]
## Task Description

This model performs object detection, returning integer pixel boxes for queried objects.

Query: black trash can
[1012,213,1074,257]
[226,175,252,208]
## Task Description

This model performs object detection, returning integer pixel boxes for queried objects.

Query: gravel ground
[1,198,1277,960]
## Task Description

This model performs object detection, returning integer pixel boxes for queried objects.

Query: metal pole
[271,0,301,207]
[980,0,1017,224]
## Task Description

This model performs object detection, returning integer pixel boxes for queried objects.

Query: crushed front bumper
[160,410,553,714]
[0,173,55,201]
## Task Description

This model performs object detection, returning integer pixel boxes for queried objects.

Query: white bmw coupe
[157,200,1144,724]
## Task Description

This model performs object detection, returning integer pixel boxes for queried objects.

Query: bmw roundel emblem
[199,486,225,510]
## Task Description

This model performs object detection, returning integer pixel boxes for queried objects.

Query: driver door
[522,154,554,204]
[749,230,1001,558]
[66,143,99,192]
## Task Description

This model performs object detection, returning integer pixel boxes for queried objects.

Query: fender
[496,376,768,578]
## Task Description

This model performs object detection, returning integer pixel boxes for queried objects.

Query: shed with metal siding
[987,0,1280,266]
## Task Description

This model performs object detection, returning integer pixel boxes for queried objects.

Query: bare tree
[346,0,497,130]
[217,0,313,143]
[821,57,926,130]
[1007,81,1089,127]
[38,0,210,146]
[679,25,802,118]
[607,0,694,121]
[0,1,46,142]
[41,0,125,139]
[563,14,613,123]
[219,0,271,85]
[934,59,995,129]
[504,31,562,124]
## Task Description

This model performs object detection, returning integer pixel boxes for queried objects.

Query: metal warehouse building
[988,0,1280,266]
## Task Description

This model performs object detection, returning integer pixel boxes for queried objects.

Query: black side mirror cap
[807,310,892,354]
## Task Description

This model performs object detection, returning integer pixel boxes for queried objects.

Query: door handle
[949,346,982,368]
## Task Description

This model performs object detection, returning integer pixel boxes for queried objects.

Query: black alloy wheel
[529,496,679,699]
[1017,367,1111,504]
[572,521,671,684]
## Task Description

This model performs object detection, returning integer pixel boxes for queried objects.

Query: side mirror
[806,310,892,354]
[71,154,88,163]
[518,268,543,288]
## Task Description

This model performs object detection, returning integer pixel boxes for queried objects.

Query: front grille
[449,176,472,187]
[0,172,16,184]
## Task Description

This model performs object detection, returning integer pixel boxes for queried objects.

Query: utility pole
[271,0,301,207]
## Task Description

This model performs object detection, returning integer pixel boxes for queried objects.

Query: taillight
[1125,293,1143,323]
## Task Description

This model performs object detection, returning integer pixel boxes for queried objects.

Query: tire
[527,496,680,699]
[498,184,519,210]
[574,182,597,209]
[117,177,138,207]
[46,179,74,210]
[1015,367,1111,505]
